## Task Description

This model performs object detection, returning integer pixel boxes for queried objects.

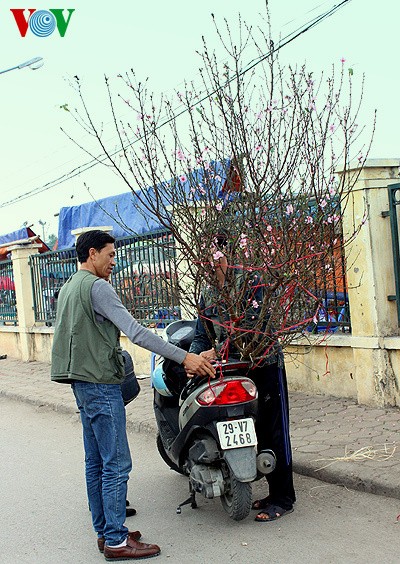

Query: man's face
[91,243,116,280]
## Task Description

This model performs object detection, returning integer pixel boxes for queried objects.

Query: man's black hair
[76,230,116,263]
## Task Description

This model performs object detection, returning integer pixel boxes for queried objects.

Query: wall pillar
[338,158,400,405]
[71,225,113,243]
[8,243,41,361]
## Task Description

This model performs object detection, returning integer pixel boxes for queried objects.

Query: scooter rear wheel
[220,474,252,521]
[156,433,185,475]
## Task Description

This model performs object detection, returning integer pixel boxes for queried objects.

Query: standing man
[189,251,296,523]
[51,230,215,560]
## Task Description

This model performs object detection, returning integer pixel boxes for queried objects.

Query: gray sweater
[91,278,186,365]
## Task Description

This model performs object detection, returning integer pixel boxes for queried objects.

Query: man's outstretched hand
[183,352,216,378]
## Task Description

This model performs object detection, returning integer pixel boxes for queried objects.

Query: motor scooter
[151,320,276,521]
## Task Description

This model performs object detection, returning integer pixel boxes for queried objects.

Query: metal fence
[307,247,350,333]
[29,229,181,327]
[112,230,181,327]
[301,199,350,333]
[0,259,17,324]
[4,225,349,332]
[30,247,78,324]
[386,183,400,326]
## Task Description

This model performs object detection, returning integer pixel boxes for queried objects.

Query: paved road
[0,396,399,564]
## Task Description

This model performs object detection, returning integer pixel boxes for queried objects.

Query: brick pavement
[0,356,399,500]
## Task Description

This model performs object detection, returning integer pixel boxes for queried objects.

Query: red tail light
[196,379,257,406]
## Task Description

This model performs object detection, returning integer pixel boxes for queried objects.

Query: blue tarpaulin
[0,227,49,260]
[57,160,233,249]
[0,227,31,245]
[57,190,164,249]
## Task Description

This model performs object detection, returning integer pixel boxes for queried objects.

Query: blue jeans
[72,381,132,546]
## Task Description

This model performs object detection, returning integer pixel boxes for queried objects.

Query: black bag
[121,350,141,405]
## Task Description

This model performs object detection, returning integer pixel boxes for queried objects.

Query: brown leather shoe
[97,531,142,553]
[104,536,160,560]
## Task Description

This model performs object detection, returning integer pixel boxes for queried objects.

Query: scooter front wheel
[220,474,252,521]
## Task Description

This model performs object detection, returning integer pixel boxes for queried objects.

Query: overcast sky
[0,0,398,240]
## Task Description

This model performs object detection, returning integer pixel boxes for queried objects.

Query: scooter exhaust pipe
[256,449,277,475]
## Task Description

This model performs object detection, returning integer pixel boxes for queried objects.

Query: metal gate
[386,183,400,325]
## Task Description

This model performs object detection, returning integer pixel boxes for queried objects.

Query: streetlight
[38,219,47,243]
[0,57,44,75]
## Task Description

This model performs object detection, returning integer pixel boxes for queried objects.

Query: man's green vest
[51,270,125,384]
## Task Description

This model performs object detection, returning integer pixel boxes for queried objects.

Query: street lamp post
[38,220,47,243]
[0,57,44,75]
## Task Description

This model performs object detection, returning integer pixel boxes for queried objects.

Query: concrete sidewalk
[1,357,399,500]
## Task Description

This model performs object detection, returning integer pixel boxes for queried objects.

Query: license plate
[216,418,257,450]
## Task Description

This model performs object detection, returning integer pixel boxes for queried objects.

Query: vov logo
[10,8,75,37]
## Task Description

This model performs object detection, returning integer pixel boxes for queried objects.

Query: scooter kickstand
[176,491,197,514]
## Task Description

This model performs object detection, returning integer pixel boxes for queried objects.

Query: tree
[66,6,373,364]
[47,233,58,250]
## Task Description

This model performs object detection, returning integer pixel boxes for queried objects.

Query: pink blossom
[266,225,273,232]
[176,150,186,161]
[213,250,224,261]
[179,175,187,183]
[329,186,336,196]
[320,199,327,209]
[340,57,346,64]
[252,300,260,309]
[136,113,144,121]
[329,124,336,133]
[255,144,263,152]
[305,216,313,224]
[216,203,223,211]
[286,204,294,215]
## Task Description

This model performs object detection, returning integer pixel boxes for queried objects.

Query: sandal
[255,503,293,522]
[251,496,271,511]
